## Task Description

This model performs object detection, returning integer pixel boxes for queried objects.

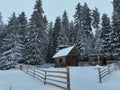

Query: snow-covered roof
[53,46,75,58]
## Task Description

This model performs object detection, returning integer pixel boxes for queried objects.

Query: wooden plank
[35,73,44,80]
[47,75,67,79]
[45,70,67,74]
[46,82,67,90]
[101,71,108,76]
[28,70,34,74]
[35,76,44,82]
[101,72,109,78]
[46,78,67,84]
[36,68,46,72]
[101,68,108,73]
[35,70,45,76]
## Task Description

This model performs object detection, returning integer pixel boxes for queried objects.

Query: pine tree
[82,3,92,36]
[74,3,83,36]
[92,8,100,54]
[74,3,94,56]
[92,7,100,32]
[100,14,111,58]
[0,13,20,68]
[69,21,75,45]
[52,17,61,52]
[26,0,48,65]
[62,11,70,41]
[0,12,4,33]
[17,12,28,64]
[111,0,120,59]
[56,11,70,50]
[0,12,5,62]
[46,22,54,63]
[74,3,86,54]
[0,12,5,47]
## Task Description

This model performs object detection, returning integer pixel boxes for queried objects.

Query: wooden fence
[97,62,120,83]
[20,65,70,90]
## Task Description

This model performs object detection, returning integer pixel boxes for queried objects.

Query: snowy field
[0,66,120,90]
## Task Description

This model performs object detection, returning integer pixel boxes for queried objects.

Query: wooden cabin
[53,46,80,67]
[88,54,107,66]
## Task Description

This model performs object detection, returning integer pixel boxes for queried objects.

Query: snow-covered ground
[0,66,120,90]
[0,70,61,90]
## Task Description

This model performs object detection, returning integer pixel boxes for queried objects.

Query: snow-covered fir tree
[46,22,54,63]
[100,14,111,58]
[74,3,94,57]
[17,12,28,64]
[94,29,102,54]
[62,11,70,42]
[74,3,86,54]
[26,0,48,65]
[92,7,100,54]
[92,7,100,32]
[0,12,5,64]
[0,12,5,50]
[111,0,120,59]
[52,17,61,52]
[69,21,75,45]
[56,11,70,51]
[0,12,4,33]
[0,13,22,68]
[82,3,94,54]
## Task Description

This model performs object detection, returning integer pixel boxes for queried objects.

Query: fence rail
[97,62,120,83]
[20,65,70,90]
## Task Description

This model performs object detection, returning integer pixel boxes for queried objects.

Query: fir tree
[100,14,111,58]
[74,3,94,56]
[92,8,100,54]
[0,12,5,47]
[56,11,70,50]
[0,13,20,67]
[74,3,86,54]
[17,12,28,64]
[26,0,48,65]
[46,22,54,63]
[92,7,100,32]
[69,21,75,45]
[52,17,61,52]
[111,0,120,59]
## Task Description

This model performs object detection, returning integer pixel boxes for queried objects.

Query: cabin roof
[53,46,75,58]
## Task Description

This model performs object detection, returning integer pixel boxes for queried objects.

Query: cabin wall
[88,55,107,66]
[55,57,67,67]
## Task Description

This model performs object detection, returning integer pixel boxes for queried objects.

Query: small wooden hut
[53,46,80,67]
[88,54,107,66]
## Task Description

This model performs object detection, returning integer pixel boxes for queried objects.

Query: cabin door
[67,56,73,66]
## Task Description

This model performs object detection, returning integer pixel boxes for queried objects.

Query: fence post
[97,68,101,83]
[33,68,35,78]
[44,71,47,85]
[27,66,28,73]
[20,65,22,70]
[67,67,70,90]
[108,65,110,74]
[114,64,116,71]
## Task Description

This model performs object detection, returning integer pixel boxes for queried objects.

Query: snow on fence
[20,65,70,90]
[97,62,120,83]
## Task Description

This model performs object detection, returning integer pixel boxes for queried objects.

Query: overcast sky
[0,0,113,23]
